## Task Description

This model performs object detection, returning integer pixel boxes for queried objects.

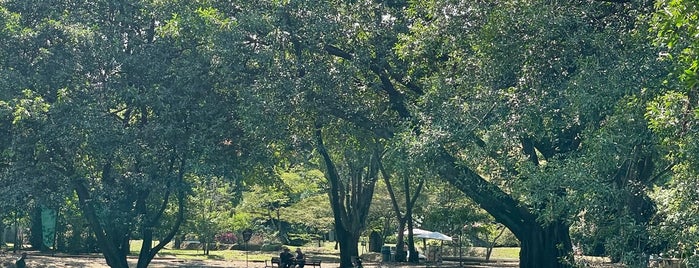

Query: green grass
[488,247,520,259]
[128,240,520,262]
[153,248,274,261]
[128,240,331,262]
[462,247,520,259]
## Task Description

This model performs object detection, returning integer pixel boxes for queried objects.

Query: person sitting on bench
[16,252,27,268]
[280,247,294,268]
[294,248,306,268]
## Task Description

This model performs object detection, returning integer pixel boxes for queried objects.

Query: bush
[288,233,314,246]
[215,232,238,244]
[261,243,283,251]
[231,243,263,250]
[494,229,519,247]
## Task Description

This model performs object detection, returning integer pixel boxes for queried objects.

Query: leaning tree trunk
[74,180,130,268]
[136,157,187,268]
[436,149,573,268]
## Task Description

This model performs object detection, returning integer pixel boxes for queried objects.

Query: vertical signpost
[459,224,470,268]
[243,229,253,268]
[456,234,462,268]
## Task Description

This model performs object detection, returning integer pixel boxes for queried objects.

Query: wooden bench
[265,257,321,268]
[306,259,322,268]
[265,257,281,268]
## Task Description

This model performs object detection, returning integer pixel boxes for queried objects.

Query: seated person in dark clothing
[16,252,27,268]
[295,248,306,268]
[280,247,295,268]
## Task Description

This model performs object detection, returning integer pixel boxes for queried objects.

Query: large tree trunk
[394,220,407,262]
[436,149,573,268]
[406,215,419,263]
[519,221,572,268]
[315,126,379,268]
[74,180,130,268]
[29,207,43,250]
[321,41,573,268]
[336,226,361,268]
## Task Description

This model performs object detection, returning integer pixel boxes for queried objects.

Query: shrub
[288,233,314,246]
[261,243,283,251]
[215,231,238,244]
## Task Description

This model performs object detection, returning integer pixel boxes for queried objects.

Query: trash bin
[381,246,391,262]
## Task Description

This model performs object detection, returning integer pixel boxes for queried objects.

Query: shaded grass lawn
[130,240,520,262]
[129,240,342,262]
[471,247,520,259]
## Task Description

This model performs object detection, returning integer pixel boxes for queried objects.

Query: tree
[236,168,329,245]
[261,0,666,266]
[0,1,268,267]
[397,1,666,266]
[240,184,292,242]
[186,175,239,255]
[647,0,699,265]
[378,148,425,263]
[315,120,381,268]
[281,169,334,243]
[2,1,682,268]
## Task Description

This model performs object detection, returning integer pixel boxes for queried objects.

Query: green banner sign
[41,207,56,249]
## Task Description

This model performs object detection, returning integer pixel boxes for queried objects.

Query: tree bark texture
[378,159,424,263]
[518,221,572,268]
[315,126,379,268]
[74,180,129,268]
[436,149,573,268]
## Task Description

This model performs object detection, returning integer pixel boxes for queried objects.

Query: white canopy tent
[403,228,452,241]
[402,228,452,262]
[415,231,452,241]
[404,228,432,236]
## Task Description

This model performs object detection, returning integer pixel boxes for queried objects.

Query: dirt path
[0,252,622,268]
[0,253,514,268]
[1,253,271,268]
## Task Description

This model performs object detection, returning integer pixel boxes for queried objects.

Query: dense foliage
[1,0,698,267]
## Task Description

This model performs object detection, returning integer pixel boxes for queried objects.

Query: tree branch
[324,44,354,60]
[307,91,394,139]
[369,62,412,119]
[149,154,187,260]
[378,159,404,220]
[314,124,351,229]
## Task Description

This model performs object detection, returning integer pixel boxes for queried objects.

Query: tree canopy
[1,0,699,267]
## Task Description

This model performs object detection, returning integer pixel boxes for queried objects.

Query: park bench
[306,259,322,268]
[265,257,322,268]
[265,257,281,268]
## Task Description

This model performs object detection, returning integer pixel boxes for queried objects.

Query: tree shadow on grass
[156,251,225,260]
